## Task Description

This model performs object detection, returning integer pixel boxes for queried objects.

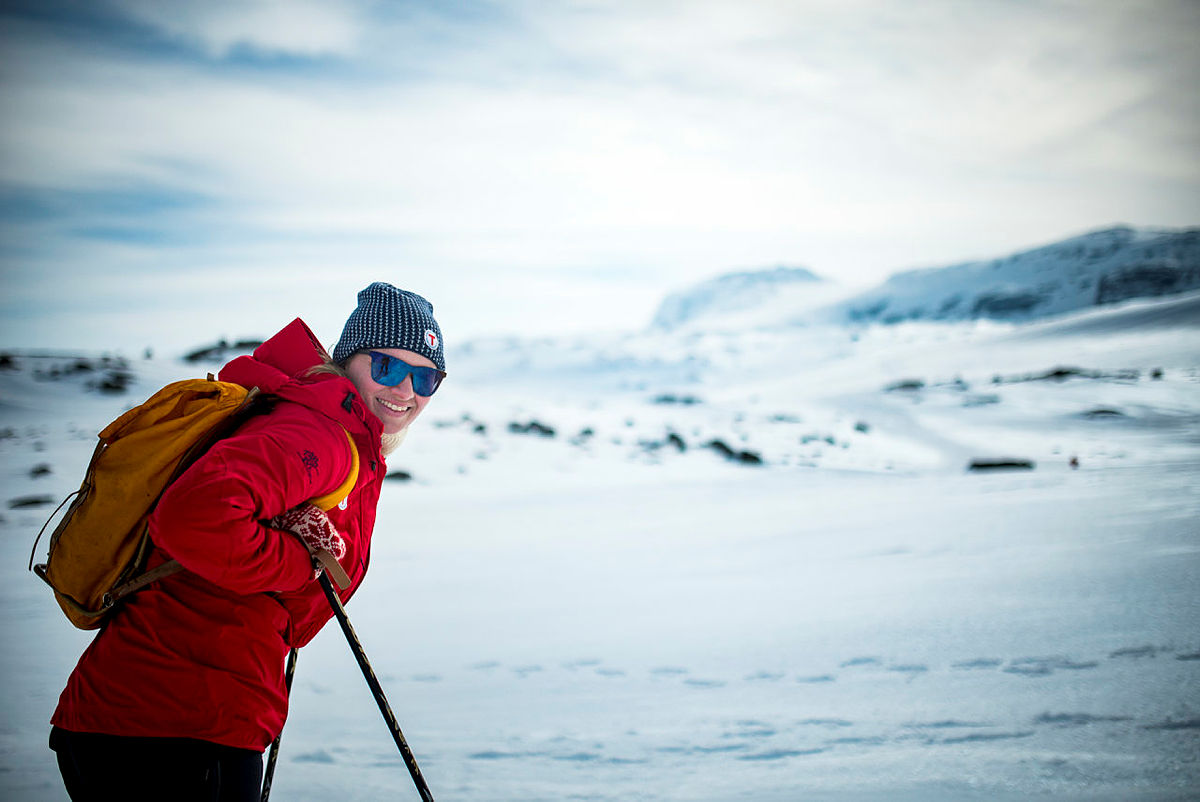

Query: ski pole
[317,569,436,802]
[260,647,298,802]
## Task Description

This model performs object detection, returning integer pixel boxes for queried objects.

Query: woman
[49,282,446,801]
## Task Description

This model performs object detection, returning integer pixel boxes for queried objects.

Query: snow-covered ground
[2,290,1199,800]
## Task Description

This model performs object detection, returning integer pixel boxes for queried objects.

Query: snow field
[2,291,1198,800]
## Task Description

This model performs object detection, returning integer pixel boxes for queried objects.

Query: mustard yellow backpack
[30,376,358,629]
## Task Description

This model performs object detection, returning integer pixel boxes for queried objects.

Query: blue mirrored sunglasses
[367,351,446,397]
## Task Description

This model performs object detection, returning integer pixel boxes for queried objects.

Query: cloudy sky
[1,0,1197,354]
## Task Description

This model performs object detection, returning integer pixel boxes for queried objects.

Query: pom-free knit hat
[332,282,445,371]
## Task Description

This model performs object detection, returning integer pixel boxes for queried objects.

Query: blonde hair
[306,353,350,379]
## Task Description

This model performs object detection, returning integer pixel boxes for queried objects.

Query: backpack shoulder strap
[309,426,360,512]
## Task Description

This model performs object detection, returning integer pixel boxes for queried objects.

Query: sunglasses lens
[369,352,396,384]
[368,352,443,396]
[412,371,434,396]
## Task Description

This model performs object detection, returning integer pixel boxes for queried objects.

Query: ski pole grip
[314,549,351,590]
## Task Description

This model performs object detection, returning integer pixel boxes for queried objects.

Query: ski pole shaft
[317,571,435,802]
[260,648,298,802]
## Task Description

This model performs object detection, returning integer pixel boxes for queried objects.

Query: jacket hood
[218,318,384,443]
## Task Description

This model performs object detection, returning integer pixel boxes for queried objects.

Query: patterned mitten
[271,504,347,561]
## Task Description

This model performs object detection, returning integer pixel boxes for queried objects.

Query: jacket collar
[218,318,384,445]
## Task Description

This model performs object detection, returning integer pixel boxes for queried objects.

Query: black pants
[50,727,263,802]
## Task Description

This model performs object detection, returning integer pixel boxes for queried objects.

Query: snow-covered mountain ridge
[652,225,1200,331]
[650,266,826,331]
[839,225,1200,325]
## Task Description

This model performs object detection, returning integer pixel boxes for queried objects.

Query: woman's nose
[391,376,416,398]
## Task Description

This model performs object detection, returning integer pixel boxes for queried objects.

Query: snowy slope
[2,273,1199,801]
[649,266,843,332]
[834,225,1200,325]
[649,226,1200,333]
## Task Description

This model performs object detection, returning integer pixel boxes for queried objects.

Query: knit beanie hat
[332,282,445,371]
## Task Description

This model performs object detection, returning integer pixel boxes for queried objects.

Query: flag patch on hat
[424,329,439,350]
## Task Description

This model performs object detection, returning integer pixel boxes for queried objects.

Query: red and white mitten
[271,504,346,561]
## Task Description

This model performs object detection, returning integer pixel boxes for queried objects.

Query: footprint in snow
[1033,712,1133,727]
[562,658,602,670]
[467,660,501,671]
[1142,718,1200,731]
[936,731,1035,745]
[840,656,882,668]
[887,664,929,679]
[650,666,689,677]
[512,665,543,678]
[904,720,993,731]
[797,718,853,729]
[1109,645,1161,659]
[726,720,776,739]
[683,678,726,689]
[737,748,826,761]
[827,735,887,747]
[952,658,1003,670]
[1002,656,1099,677]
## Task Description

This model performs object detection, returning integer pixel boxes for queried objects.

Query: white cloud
[112,0,365,58]
[1,0,1197,346]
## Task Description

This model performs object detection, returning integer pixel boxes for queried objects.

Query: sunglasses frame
[366,351,446,397]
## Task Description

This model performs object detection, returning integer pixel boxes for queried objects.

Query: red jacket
[52,319,387,751]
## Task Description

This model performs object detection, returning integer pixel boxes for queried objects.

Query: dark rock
[994,366,1140,385]
[183,338,263,363]
[968,458,1035,472]
[8,494,56,509]
[705,439,735,458]
[29,464,52,478]
[384,471,412,482]
[508,420,556,438]
[0,352,15,370]
[1096,262,1200,305]
[971,290,1046,317]
[91,370,133,394]
[184,340,229,362]
[1150,368,1163,380]
[569,427,595,447]
[705,439,761,465]
[653,394,702,405]
[884,379,925,392]
[666,432,687,452]
[854,422,870,434]
[1080,408,1126,418]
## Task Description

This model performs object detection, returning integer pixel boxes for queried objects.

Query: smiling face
[343,347,435,434]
